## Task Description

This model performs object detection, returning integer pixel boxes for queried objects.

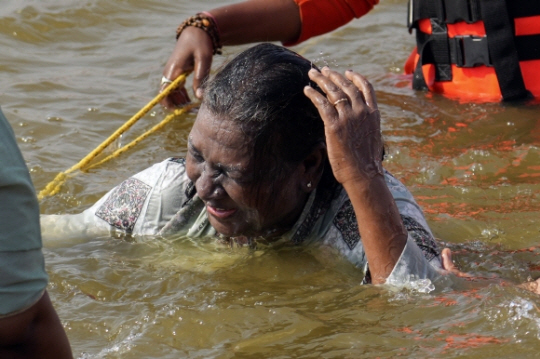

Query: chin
[210,219,254,238]
[211,219,287,240]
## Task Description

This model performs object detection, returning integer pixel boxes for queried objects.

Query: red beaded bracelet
[176,13,222,55]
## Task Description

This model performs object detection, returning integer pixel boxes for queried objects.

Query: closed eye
[187,139,204,163]
[223,167,254,184]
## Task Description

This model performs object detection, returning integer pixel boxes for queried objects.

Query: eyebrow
[188,137,247,175]
[217,162,245,174]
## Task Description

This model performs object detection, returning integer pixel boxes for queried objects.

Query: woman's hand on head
[160,26,214,109]
[305,68,408,283]
[304,68,383,187]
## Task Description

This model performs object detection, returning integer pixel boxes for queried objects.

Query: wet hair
[201,43,328,186]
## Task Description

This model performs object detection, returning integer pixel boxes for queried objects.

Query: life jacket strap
[408,0,481,31]
[481,0,530,101]
[410,0,537,101]
[408,0,540,31]
[412,19,452,89]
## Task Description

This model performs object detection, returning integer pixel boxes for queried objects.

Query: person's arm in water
[304,68,411,284]
[161,0,378,108]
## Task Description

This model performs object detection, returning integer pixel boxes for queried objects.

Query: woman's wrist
[176,13,222,55]
[341,170,385,195]
[335,159,384,188]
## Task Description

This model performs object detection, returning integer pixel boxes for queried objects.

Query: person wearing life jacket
[405,0,540,102]
[160,0,540,106]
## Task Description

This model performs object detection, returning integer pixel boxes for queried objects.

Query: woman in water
[42,43,444,286]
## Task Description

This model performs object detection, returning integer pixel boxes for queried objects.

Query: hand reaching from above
[160,26,214,108]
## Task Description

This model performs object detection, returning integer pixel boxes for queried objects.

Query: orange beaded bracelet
[176,13,222,55]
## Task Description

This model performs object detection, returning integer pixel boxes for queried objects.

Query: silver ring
[333,98,348,107]
[161,76,173,86]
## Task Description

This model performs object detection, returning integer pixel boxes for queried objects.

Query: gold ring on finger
[333,98,348,107]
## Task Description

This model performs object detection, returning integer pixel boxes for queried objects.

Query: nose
[195,166,225,201]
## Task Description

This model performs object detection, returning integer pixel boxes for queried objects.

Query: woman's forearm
[304,68,408,284]
[343,176,408,284]
[208,0,302,45]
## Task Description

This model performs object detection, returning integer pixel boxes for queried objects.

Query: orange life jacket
[404,0,540,102]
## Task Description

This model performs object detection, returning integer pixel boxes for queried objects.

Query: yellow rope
[38,73,191,200]
[83,102,198,171]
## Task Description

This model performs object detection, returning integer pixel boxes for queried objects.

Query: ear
[300,142,327,193]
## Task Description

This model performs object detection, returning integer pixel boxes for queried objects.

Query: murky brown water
[2,0,540,357]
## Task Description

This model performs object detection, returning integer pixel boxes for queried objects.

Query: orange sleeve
[284,0,379,46]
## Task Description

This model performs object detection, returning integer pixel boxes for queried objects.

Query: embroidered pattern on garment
[401,215,440,261]
[333,200,360,250]
[95,177,151,233]
[332,203,440,261]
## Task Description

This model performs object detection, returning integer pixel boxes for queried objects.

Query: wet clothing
[0,108,48,316]
[43,158,443,286]
[289,0,540,102]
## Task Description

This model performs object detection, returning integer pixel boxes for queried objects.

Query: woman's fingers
[161,47,194,108]
[306,67,376,116]
[347,71,378,110]
[320,67,366,112]
[160,26,214,108]
[519,278,540,294]
[159,79,191,109]
[441,248,472,278]
[304,70,339,124]
[304,68,353,123]
[192,50,213,99]
[160,60,192,108]
[305,67,384,185]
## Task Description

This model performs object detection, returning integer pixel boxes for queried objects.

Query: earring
[307,181,312,188]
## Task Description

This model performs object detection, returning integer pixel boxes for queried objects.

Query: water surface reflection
[2,0,540,357]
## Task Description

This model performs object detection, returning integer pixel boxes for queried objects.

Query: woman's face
[185,107,309,238]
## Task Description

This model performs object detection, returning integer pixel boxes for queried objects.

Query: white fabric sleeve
[385,234,443,291]
[41,158,188,246]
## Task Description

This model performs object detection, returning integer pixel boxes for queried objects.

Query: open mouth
[206,205,237,219]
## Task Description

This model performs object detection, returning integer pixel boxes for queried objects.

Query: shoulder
[95,157,188,215]
[91,158,191,235]
[130,157,187,185]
